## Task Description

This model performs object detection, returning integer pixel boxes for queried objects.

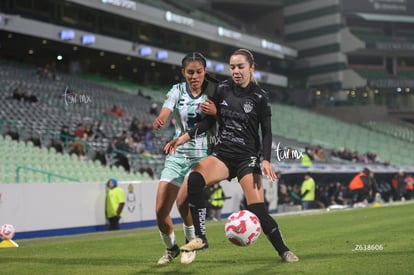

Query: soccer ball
[0,224,15,240]
[224,210,261,246]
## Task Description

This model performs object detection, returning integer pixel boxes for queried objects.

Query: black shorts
[211,151,262,181]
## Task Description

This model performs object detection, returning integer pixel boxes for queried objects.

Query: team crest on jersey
[243,101,254,113]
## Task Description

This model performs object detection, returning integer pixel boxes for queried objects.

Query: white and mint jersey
[163,82,209,158]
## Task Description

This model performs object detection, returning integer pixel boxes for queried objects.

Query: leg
[156,181,180,265]
[176,177,192,227]
[177,177,196,241]
[108,217,120,230]
[214,208,222,221]
[176,177,199,264]
[156,181,179,246]
[240,173,298,262]
[181,156,229,251]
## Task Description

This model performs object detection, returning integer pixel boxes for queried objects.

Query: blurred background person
[301,172,316,210]
[105,178,125,230]
[348,168,371,206]
[207,183,226,221]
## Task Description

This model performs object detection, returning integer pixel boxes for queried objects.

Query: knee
[188,172,206,195]
[176,196,187,210]
[156,204,169,219]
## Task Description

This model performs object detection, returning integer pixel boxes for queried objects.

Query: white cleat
[180,250,196,264]
[157,246,180,265]
[180,237,207,251]
[282,251,299,263]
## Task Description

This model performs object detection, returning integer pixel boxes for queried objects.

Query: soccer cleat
[180,250,196,264]
[157,245,180,265]
[282,251,299,263]
[180,237,207,251]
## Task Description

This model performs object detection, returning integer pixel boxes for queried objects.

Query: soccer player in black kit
[165,48,299,263]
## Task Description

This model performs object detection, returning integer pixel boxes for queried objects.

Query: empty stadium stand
[0,60,170,183]
[1,59,413,184]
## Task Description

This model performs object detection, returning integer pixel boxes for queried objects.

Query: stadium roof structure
[0,0,297,88]
[67,0,297,59]
[354,12,414,23]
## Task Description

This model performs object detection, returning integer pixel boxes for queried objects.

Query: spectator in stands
[60,125,73,144]
[60,125,84,157]
[131,131,145,154]
[290,184,303,206]
[137,88,144,97]
[333,182,349,205]
[348,168,371,206]
[392,170,406,201]
[369,170,379,202]
[152,52,218,265]
[315,184,329,209]
[119,130,133,148]
[129,117,139,133]
[404,174,413,200]
[301,147,313,166]
[105,178,125,230]
[301,172,316,210]
[143,123,154,155]
[313,146,325,161]
[376,180,392,202]
[107,136,131,172]
[92,122,106,140]
[109,105,124,118]
[75,124,85,139]
[150,102,159,115]
[83,124,94,140]
[277,171,292,212]
[11,88,22,101]
[22,91,38,103]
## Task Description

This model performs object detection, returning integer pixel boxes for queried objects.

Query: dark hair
[181,52,207,68]
[231,48,257,84]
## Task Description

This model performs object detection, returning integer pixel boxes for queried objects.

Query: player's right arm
[153,85,180,130]
[153,107,171,130]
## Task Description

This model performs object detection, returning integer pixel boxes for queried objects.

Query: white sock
[160,231,176,249]
[183,224,196,241]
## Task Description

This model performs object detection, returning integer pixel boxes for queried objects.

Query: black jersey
[212,80,272,161]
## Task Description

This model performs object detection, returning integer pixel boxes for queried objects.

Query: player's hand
[262,160,277,181]
[153,117,165,130]
[164,133,190,154]
[200,99,217,116]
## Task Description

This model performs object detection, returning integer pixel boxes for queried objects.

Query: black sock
[248,203,289,257]
[188,172,207,241]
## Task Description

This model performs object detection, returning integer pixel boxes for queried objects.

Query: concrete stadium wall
[0,179,278,239]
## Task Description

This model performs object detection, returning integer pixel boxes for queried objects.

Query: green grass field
[1,203,413,275]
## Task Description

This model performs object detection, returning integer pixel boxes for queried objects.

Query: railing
[15,166,81,183]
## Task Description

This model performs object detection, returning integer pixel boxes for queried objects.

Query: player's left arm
[260,96,276,180]
[164,115,216,154]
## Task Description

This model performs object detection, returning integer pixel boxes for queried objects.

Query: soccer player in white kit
[153,52,217,265]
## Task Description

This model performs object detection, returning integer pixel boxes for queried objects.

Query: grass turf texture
[1,203,413,275]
